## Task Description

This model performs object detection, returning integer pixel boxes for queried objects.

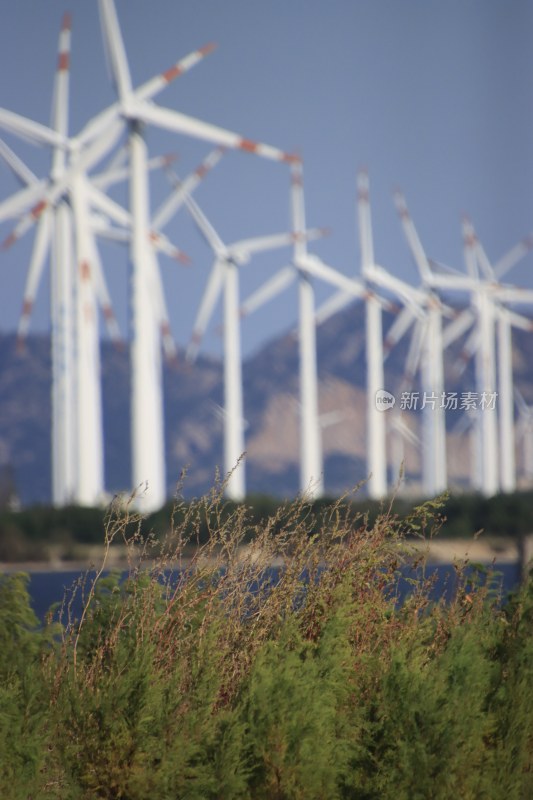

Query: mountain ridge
[1,301,532,506]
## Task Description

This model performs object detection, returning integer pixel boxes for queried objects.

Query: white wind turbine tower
[291,161,322,498]
[0,14,136,507]
[50,16,106,507]
[0,43,224,510]
[0,14,92,505]
[178,174,326,500]
[241,163,373,497]
[355,173,447,497]
[0,141,127,507]
[0,15,163,507]
[406,214,533,496]
[1,3,299,509]
[0,132,188,481]
[515,390,533,485]
[392,189,452,495]
[357,170,388,499]
[462,216,499,495]
[47,13,75,505]
[96,0,299,511]
[313,171,407,498]
[467,223,533,494]
[317,171,423,498]
[441,219,533,493]
[496,305,533,492]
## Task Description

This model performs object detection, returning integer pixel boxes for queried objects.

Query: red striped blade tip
[1,232,18,250]
[175,250,191,265]
[199,42,217,56]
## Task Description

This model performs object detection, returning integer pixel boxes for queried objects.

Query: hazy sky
[1,0,532,359]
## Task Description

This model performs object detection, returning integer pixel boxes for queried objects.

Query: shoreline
[1,535,530,574]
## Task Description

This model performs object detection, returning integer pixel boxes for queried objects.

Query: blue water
[24,561,523,623]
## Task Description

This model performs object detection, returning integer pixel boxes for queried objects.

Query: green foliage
[0,574,58,798]
[0,490,531,798]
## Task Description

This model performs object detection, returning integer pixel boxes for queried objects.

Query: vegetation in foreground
[0,483,532,799]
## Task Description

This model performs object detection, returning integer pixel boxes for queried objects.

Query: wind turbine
[357,170,392,499]
[48,13,76,506]
[1,0,298,510]
[391,188,467,496]
[0,14,131,506]
[353,172,452,498]
[313,171,411,498]
[0,7,233,508]
[0,17,188,507]
[241,162,372,497]
[442,218,533,493]
[396,202,533,496]
[0,14,82,505]
[178,171,326,500]
[94,0,299,511]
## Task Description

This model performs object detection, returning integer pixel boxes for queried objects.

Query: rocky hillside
[1,301,532,506]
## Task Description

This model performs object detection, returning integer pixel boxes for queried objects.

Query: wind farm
[0,1,532,511]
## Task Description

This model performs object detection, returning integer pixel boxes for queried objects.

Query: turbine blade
[87,182,130,227]
[154,147,224,230]
[314,289,355,326]
[148,230,190,264]
[230,227,328,261]
[290,161,307,260]
[500,306,533,332]
[76,39,217,149]
[403,317,425,385]
[88,183,190,264]
[133,100,298,163]
[182,190,226,256]
[453,325,479,378]
[461,215,480,279]
[2,124,124,247]
[240,266,296,317]
[297,254,367,299]
[136,43,218,102]
[147,260,177,360]
[98,0,133,99]
[442,307,475,348]
[356,168,374,269]
[1,197,49,250]
[469,221,496,281]
[383,305,416,357]
[364,263,426,313]
[187,259,225,361]
[50,12,71,163]
[393,188,432,282]
[0,108,66,148]
[16,209,52,345]
[0,138,38,187]
[492,286,533,304]
[494,234,533,280]
[0,179,45,223]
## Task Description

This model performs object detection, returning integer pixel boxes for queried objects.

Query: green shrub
[0,489,530,798]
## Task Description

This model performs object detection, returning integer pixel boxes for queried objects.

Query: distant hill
[1,300,533,506]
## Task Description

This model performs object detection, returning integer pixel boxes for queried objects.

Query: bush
[0,487,531,798]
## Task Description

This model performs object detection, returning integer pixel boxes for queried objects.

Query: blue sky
[1,0,532,359]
